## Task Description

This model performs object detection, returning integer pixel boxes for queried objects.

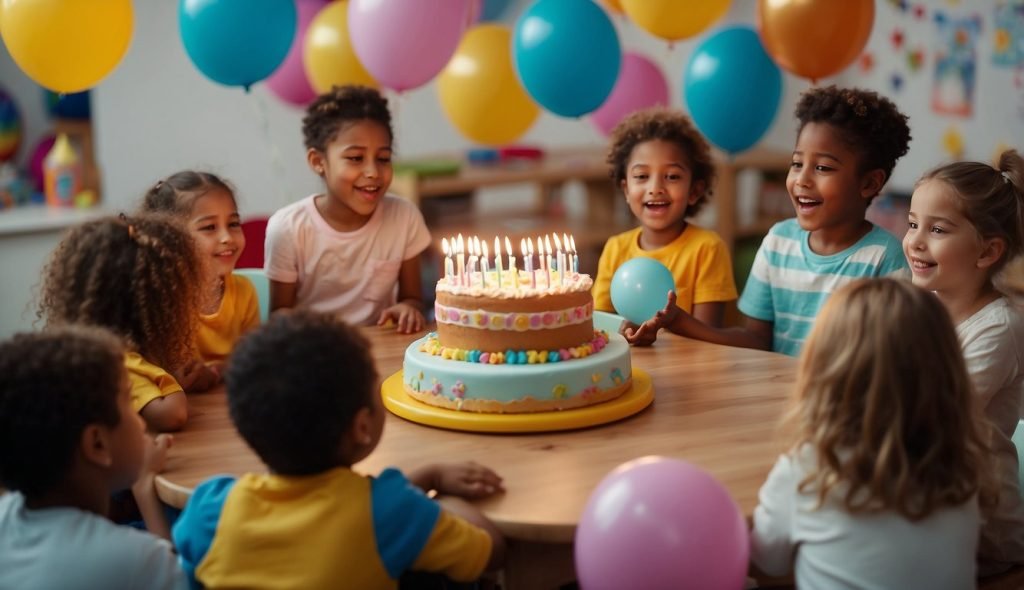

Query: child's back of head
[141,170,235,217]
[793,278,989,519]
[225,310,378,475]
[302,85,393,152]
[38,213,203,371]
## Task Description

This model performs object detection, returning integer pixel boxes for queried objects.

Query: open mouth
[356,185,381,200]
[794,196,823,211]
[643,200,671,211]
[908,257,936,272]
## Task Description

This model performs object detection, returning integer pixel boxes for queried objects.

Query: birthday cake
[403,235,632,413]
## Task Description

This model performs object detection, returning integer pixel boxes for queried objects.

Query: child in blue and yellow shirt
[592,108,738,345]
[173,311,505,589]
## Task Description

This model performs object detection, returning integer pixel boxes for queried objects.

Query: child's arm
[435,496,507,572]
[172,360,219,393]
[750,454,798,577]
[139,392,188,433]
[131,433,174,541]
[408,461,505,499]
[692,301,726,328]
[377,256,426,334]
[269,279,298,312]
[626,291,772,351]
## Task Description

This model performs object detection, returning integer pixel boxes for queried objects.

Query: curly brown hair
[140,170,236,216]
[0,326,124,498]
[606,107,716,217]
[302,85,393,152]
[795,86,911,182]
[37,214,204,372]
[226,311,378,475]
[789,278,993,521]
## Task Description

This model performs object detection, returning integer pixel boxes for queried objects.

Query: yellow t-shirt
[124,352,182,413]
[593,224,738,314]
[196,274,260,363]
[174,467,492,589]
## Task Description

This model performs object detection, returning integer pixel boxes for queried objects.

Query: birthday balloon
[610,257,675,325]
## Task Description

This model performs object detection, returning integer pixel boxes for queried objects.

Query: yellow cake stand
[380,368,653,434]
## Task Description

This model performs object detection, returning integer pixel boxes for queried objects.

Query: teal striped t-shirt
[738,219,909,356]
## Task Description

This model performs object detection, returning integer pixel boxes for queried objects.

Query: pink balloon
[590,52,669,136]
[265,0,327,107]
[28,134,56,192]
[348,0,471,92]
[575,457,749,590]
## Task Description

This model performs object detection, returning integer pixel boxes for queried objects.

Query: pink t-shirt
[264,194,431,325]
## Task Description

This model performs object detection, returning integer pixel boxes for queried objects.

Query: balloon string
[250,92,289,207]
[388,89,405,156]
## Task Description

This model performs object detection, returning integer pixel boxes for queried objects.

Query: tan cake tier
[434,289,594,352]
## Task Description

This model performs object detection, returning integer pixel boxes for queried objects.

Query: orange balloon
[757,0,874,82]
[603,0,623,14]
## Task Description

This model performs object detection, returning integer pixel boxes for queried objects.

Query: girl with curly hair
[38,213,203,432]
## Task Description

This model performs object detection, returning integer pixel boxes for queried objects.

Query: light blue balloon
[179,0,297,90]
[513,0,621,117]
[610,258,676,325]
[683,25,782,154]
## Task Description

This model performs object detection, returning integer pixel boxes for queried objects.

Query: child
[592,107,738,344]
[142,171,259,392]
[265,85,431,334]
[903,150,1024,574]
[173,311,505,588]
[0,327,186,589]
[627,86,911,356]
[38,214,204,432]
[751,278,991,588]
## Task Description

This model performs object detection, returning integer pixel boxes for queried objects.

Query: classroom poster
[932,12,981,116]
[993,0,1024,68]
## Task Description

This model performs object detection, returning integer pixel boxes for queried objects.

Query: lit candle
[494,236,503,289]
[481,239,489,289]
[442,237,454,285]
[468,236,479,289]
[544,235,554,288]
[456,233,465,286]
[543,237,551,289]
[569,235,578,274]
[553,233,565,285]
[525,238,536,289]
[506,237,517,290]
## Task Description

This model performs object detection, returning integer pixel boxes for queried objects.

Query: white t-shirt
[958,296,1024,568]
[751,446,980,590]
[264,194,431,325]
[0,492,187,590]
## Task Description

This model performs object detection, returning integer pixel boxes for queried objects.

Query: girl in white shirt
[751,278,992,589]
[904,150,1024,574]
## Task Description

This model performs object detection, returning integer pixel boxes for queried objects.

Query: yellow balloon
[438,24,539,146]
[0,0,133,93]
[757,0,874,82]
[603,0,624,14]
[621,0,730,42]
[303,0,376,93]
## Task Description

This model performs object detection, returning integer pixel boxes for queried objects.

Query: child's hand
[624,291,682,347]
[377,301,426,334]
[137,433,173,483]
[173,360,220,393]
[413,461,505,499]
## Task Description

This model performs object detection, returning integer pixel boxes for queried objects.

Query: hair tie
[118,212,137,240]
[1003,171,1012,184]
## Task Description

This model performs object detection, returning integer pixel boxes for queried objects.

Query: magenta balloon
[347,0,471,92]
[265,0,326,107]
[590,52,669,137]
[575,456,750,590]
[28,134,56,192]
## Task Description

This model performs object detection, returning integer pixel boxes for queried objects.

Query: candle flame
[569,235,576,253]
[442,237,449,255]
[544,234,552,255]
[520,237,527,257]
[552,232,562,253]
[505,236,513,256]
[457,233,464,253]
[527,237,535,255]
[482,239,489,259]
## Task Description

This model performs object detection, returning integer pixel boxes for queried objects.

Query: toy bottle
[43,133,81,208]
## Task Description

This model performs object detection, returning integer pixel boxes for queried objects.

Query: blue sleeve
[171,476,236,589]
[371,468,442,580]
[738,243,775,322]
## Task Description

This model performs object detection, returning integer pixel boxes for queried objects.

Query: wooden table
[156,326,797,588]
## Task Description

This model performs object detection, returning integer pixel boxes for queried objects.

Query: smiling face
[308,119,393,228]
[188,188,245,280]
[903,179,997,296]
[787,122,882,251]
[621,139,702,245]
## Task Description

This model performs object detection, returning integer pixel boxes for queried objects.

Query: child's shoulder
[268,195,318,227]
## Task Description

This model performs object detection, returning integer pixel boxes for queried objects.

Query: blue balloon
[513,0,621,117]
[610,258,676,325]
[683,26,782,154]
[43,90,90,120]
[179,0,297,90]
[481,0,513,21]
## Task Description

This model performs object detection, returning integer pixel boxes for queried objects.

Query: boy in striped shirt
[625,86,911,356]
